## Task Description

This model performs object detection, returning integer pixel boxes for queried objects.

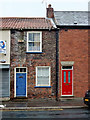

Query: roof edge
[0,17,46,19]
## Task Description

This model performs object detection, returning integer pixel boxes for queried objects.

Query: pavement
[0,98,87,110]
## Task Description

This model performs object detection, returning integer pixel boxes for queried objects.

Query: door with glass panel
[62,66,73,96]
[15,68,27,97]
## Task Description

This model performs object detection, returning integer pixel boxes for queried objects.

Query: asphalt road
[0,108,90,119]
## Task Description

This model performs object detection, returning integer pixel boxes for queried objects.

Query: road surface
[0,108,90,119]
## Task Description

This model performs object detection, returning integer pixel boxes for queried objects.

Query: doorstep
[0,98,10,102]
[59,97,83,101]
[10,97,28,102]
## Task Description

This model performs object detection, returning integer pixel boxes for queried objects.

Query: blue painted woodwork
[34,86,51,88]
[16,73,26,96]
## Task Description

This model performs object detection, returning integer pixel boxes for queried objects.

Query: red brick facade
[59,28,88,98]
[46,4,89,99]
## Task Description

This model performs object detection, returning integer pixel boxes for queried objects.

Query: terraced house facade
[0,17,57,100]
[0,4,89,101]
[47,4,89,99]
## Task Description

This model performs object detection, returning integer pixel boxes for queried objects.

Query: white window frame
[36,66,51,86]
[27,31,42,52]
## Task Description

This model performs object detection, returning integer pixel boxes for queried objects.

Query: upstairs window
[27,32,42,52]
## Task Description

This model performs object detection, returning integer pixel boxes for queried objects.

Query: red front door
[62,70,72,95]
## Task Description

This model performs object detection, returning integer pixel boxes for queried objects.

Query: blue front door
[16,73,26,96]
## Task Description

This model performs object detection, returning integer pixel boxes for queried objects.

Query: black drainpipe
[56,29,59,101]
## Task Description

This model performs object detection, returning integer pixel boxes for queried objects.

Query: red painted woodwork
[62,70,72,95]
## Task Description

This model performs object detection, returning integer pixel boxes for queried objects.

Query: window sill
[34,86,51,88]
[26,52,43,54]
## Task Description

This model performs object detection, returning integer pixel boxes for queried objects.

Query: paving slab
[0,98,87,110]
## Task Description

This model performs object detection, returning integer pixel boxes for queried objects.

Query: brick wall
[59,28,88,98]
[46,4,54,18]
[10,30,56,99]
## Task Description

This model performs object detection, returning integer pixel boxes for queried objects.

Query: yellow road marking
[0,108,63,112]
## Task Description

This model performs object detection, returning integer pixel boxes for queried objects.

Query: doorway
[15,67,27,97]
[61,66,73,96]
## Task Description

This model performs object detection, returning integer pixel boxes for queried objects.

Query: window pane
[37,76,49,85]
[34,42,40,51]
[64,71,66,83]
[28,33,40,42]
[68,71,70,83]
[20,68,26,72]
[16,68,19,72]
[29,33,33,41]
[37,67,49,77]
[62,66,72,69]
[37,68,42,76]
[28,42,40,51]
[28,42,33,51]
[42,68,49,76]
[37,77,42,85]
[34,33,40,42]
